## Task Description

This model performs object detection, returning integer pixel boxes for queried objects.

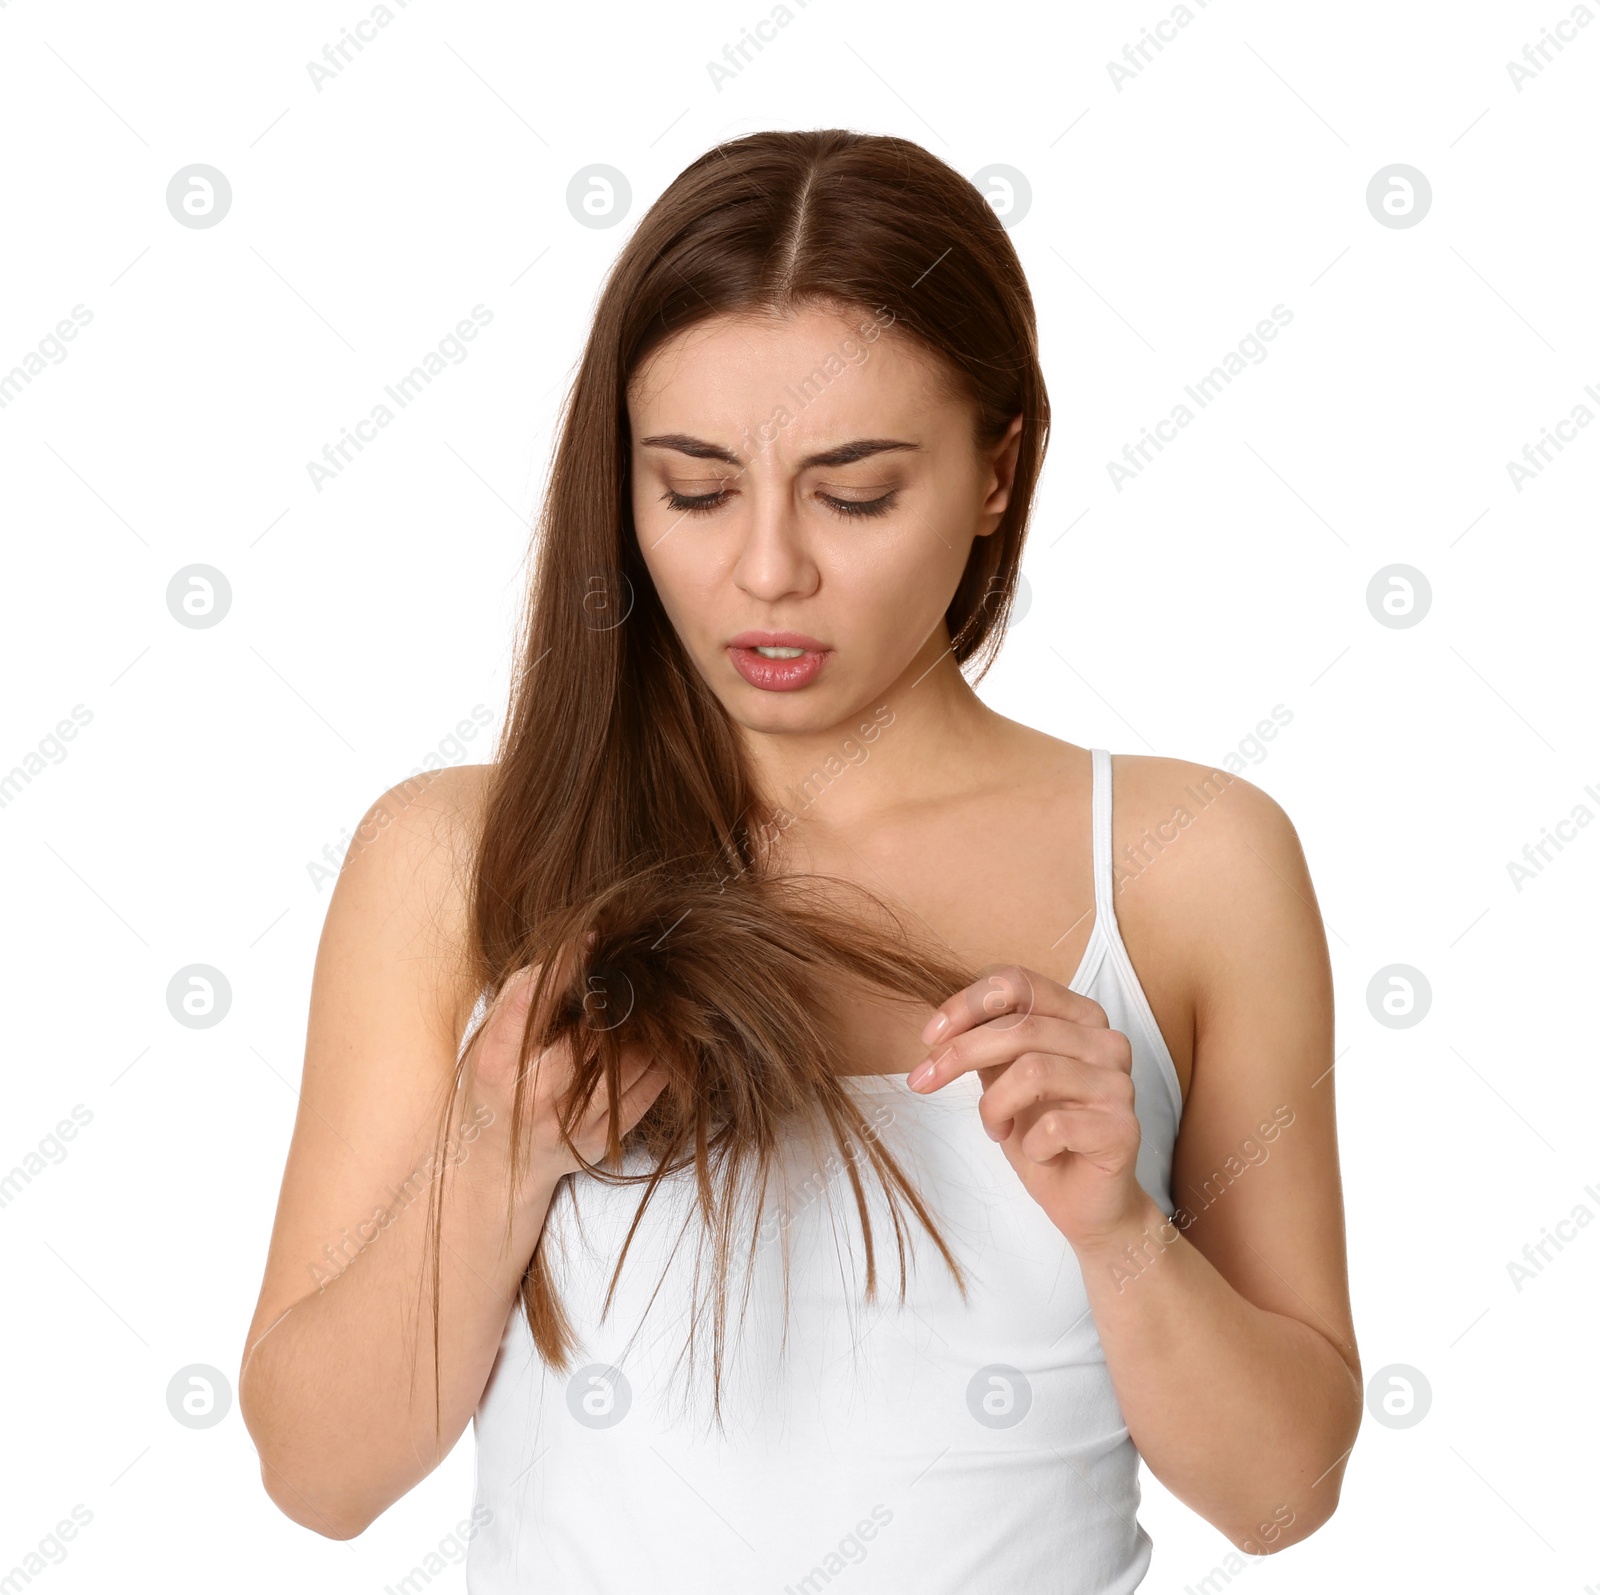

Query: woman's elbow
[1221,1451,1352,1555]
[257,1461,376,1541]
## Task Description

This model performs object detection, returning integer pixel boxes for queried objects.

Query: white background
[2,0,1596,1590]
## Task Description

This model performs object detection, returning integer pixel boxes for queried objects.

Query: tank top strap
[458,984,492,1063]
[1090,746,1116,930]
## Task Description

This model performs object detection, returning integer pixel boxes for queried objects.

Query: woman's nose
[732,489,820,602]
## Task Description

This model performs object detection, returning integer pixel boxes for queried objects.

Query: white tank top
[464,747,1184,1593]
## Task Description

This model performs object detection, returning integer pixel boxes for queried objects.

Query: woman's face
[626,303,1023,736]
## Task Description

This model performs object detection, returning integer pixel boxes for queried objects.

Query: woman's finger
[976,1050,1137,1141]
[1012,1102,1138,1168]
[919,963,1109,1052]
[909,1010,1132,1093]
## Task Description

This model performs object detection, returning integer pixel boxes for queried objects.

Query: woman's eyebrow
[639,434,921,469]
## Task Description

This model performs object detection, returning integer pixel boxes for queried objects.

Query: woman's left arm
[909,775,1360,1554]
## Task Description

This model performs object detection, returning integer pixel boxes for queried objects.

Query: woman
[240,129,1360,1591]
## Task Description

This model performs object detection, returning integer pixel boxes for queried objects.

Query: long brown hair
[426,128,1050,1430]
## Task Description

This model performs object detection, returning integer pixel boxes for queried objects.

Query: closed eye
[662,488,897,520]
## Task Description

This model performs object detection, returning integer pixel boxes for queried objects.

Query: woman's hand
[467,956,668,1191]
[907,963,1158,1251]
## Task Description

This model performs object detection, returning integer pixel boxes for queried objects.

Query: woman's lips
[726,643,830,692]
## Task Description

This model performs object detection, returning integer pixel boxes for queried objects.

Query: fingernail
[921,1013,948,1044]
[906,1058,935,1090]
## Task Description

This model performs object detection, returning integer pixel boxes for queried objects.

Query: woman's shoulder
[1107,750,1322,1051]
[350,760,497,854]
[1098,751,1311,949]
[1108,750,1299,854]
[1002,721,1299,844]
[327,761,499,1044]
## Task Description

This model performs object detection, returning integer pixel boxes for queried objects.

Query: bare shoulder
[1100,753,1325,1098]
[1000,726,1315,934]
[1110,752,1306,871]
[1108,752,1319,950]
[319,761,498,1046]
[346,760,495,867]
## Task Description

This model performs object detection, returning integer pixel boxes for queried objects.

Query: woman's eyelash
[662,488,896,520]
[662,489,731,516]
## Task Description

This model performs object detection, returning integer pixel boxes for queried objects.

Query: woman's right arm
[239,767,666,1540]
[237,766,552,1539]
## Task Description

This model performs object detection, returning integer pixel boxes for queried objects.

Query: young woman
[240,129,1360,1592]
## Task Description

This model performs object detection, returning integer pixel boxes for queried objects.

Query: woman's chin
[724,695,837,735]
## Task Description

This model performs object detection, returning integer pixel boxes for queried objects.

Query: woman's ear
[976,412,1025,537]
